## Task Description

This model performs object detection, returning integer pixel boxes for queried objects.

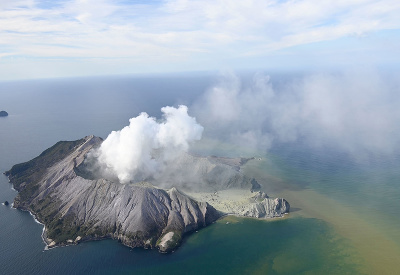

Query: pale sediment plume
[280,188,400,274]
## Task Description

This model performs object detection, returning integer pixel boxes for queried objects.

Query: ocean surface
[1,73,399,274]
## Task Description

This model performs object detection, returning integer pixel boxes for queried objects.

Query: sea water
[0,74,399,274]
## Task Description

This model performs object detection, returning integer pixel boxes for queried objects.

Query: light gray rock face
[240,197,290,218]
[187,190,290,219]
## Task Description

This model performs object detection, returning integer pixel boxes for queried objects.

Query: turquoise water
[1,74,399,274]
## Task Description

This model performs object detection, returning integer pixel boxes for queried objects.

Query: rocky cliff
[6,135,289,252]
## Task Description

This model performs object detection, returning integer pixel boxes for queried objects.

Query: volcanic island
[5,135,289,253]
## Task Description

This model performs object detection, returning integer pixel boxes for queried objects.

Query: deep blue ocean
[1,73,399,274]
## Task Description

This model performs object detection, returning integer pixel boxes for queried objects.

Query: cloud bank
[94,105,203,183]
[1,0,400,79]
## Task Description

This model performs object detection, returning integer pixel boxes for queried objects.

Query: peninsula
[5,136,289,252]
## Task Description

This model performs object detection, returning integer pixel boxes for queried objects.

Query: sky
[1,0,400,80]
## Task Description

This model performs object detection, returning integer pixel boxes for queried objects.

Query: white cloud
[95,105,203,183]
[0,0,400,79]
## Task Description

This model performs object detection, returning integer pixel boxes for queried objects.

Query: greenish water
[1,75,399,274]
[243,147,400,274]
[120,217,359,275]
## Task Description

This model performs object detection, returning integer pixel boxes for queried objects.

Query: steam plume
[193,70,400,158]
[96,105,203,183]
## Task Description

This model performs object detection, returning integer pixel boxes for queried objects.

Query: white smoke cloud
[193,70,400,158]
[87,70,400,185]
[95,105,203,183]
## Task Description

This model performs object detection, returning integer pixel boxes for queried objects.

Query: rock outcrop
[187,190,290,218]
[0,110,8,117]
[240,192,290,218]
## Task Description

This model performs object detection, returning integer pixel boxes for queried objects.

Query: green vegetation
[47,214,78,242]
[46,215,103,243]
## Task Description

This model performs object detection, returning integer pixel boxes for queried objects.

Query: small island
[0,111,8,117]
[5,136,289,253]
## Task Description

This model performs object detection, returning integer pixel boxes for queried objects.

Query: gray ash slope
[6,135,289,253]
